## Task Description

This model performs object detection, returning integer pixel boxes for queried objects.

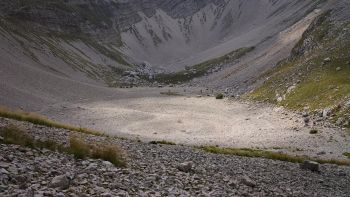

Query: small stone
[277,97,283,102]
[322,108,332,117]
[102,161,113,168]
[101,192,112,197]
[177,161,194,173]
[49,175,71,190]
[336,67,342,71]
[240,176,256,187]
[300,160,320,172]
[56,193,66,197]
[287,86,296,93]
[0,168,9,174]
[323,57,331,63]
[228,180,238,188]
[302,112,309,117]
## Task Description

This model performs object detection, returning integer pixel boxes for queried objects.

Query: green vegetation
[0,106,103,136]
[156,47,254,84]
[343,152,350,159]
[68,137,91,159]
[0,125,126,167]
[247,13,350,129]
[310,129,318,134]
[91,144,126,167]
[215,93,224,99]
[70,137,126,167]
[149,140,176,145]
[201,146,305,163]
[201,146,350,166]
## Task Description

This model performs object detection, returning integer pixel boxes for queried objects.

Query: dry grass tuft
[92,144,126,167]
[201,146,350,166]
[0,125,126,167]
[0,105,103,136]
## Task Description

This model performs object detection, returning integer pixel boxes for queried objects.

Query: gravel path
[0,118,349,196]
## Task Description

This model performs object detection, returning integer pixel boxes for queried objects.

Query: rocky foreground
[0,118,349,197]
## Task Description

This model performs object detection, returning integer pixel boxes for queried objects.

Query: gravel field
[0,118,349,196]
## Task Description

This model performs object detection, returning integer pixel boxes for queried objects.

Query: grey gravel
[0,117,349,196]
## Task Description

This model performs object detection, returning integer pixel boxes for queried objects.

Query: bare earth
[41,88,350,160]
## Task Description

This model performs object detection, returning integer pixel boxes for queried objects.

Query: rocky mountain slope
[0,0,326,90]
[248,0,350,130]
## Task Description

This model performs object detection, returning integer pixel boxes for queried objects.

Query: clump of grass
[0,124,36,148]
[310,129,318,134]
[216,93,224,99]
[343,152,350,159]
[92,144,126,167]
[0,106,102,136]
[201,146,305,163]
[67,137,126,167]
[68,137,91,159]
[149,140,176,145]
[201,146,350,166]
[0,125,126,167]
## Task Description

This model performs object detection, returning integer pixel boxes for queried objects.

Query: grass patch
[215,93,224,99]
[0,124,37,148]
[91,144,126,167]
[0,125,126,167]
[247,15,350,126]
[149,140,176,145]
[202,146,305,163]
[68,137,91,159]
[0,106,103,136]
[343,152,350,159]
[201,146,350,166]
[310,129,318,134]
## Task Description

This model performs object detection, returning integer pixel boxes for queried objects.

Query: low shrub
[216,93,224,99]
[310,129,318,134]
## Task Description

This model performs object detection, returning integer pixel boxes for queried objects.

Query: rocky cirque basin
[41,88,350,160]
[0,0,349,196]
[0,118,350,196]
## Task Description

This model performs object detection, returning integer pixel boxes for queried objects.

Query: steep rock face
[120,0,323,69]
[0,0,322,68]
[0,0,223,40]
[0,0,328,91]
